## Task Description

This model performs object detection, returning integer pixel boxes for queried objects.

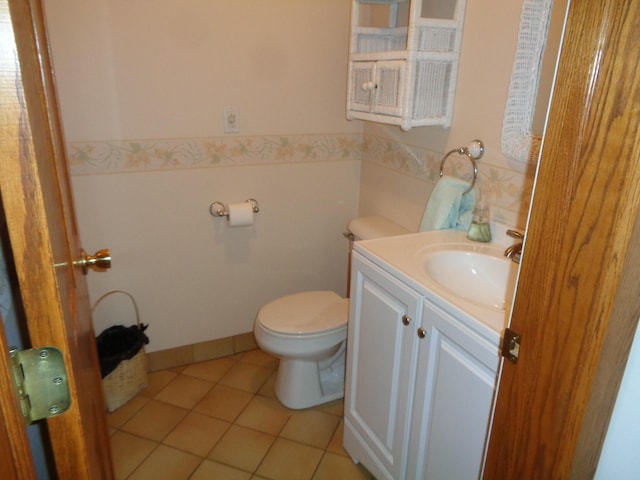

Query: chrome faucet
[504,229,524,263]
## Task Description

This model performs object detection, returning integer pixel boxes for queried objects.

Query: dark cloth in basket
[96,324,149,378]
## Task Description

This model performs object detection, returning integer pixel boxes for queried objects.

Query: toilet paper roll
[227,202,254,227]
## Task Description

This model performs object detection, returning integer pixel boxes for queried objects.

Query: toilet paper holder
[209,198,260,218]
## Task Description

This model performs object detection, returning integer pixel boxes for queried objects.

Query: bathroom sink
[421,247,518,311]
[353,229,521,333]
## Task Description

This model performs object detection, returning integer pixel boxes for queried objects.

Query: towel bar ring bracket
[438,140,483,195]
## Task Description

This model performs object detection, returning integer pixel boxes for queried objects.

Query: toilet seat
[257,291,347,335]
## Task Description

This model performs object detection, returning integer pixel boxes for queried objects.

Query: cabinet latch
[9,346,71,424]
[501,328,521,364]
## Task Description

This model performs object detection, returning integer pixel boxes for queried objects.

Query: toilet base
[274,342,346,409]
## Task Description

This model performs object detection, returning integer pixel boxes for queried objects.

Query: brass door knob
[75,248,111,274]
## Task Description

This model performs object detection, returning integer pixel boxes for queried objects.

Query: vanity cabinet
[344,251,422,479]
[347,0,468,129]
[344,251,500,480]
[407,300,499,479]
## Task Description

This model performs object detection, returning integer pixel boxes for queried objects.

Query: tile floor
[107,349,374,480]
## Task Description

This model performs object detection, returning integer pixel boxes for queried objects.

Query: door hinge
[502,328,521,364]
[9,346,71,424]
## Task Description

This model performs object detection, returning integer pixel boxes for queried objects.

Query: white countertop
[354,228,520,343]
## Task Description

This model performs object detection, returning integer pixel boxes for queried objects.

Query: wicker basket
[93,290,148,412]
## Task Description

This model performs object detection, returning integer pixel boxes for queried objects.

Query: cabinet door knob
[417,327,427,339]
[401,315,411,326]
[360,81,377,91]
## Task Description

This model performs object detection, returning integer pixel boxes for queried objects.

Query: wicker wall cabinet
[347,0,468,130]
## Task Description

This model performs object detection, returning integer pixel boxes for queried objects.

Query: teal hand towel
[419,176,476,231]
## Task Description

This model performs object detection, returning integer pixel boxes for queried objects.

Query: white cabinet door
[408,300,500,480]
[372,60,405,116]
[348,60,405,117]
[348,61,376,113]
[344,253,422,480]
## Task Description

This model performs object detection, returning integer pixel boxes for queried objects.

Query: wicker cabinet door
[348,60,405,119]
[348,61,376,113]
[371,60,405,117]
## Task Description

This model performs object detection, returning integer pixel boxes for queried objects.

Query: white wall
[44,0,361,352]
[595,319,640,478]
[74,162,359,352]
[358,0,547,231]
[44,0,360,139]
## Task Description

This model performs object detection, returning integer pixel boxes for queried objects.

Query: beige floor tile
[121,399,189,441]
[255,438,323,480]
[240,349,279,369]
[143,370,179,398]
[127,444,201,480]
[235,395,292,435]
[182,356,238,382]
[312,452,372,480]
[208,424,276,472]
[280,410,341,449]
[110,431,156,480]
[163,411,231,457]
[219,361,274,393]
[154,374,213,409]
[326,419,349,457]
[110,353,355,479]
[194,384,254,422]
[257,372,277,398]
[191,459,252,480]
[316,398,344,417]
[107,395,150,429]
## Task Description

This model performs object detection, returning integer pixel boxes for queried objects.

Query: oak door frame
[485,0,640,477]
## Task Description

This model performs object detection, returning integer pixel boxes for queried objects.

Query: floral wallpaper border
[67,132,533,225]
[361,134,534,225]
[67,134,364,175]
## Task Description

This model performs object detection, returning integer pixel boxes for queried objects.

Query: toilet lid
[258,291,348,335]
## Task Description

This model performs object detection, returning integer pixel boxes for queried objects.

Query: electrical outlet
[224,106,240,133]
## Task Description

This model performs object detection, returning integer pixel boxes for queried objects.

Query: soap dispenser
[467,189,492,242]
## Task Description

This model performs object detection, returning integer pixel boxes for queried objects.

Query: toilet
[253,215,409,409]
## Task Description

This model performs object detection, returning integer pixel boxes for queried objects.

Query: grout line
[110,349,358,479]
[123,437,160,480]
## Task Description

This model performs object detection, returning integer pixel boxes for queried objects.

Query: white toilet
[253,216,409,409]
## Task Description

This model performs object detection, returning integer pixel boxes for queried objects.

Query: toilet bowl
[253,216,409,409]
[254,291,348,409]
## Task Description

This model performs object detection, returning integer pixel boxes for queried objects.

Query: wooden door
[484,0,640,477]
[0,0,113,478]
[0,316,36,479]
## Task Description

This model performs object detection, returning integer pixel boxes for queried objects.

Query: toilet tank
[347,215,410,241]
[345,215,410,296]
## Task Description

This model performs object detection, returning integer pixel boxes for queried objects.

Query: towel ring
[438,140,484,195]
